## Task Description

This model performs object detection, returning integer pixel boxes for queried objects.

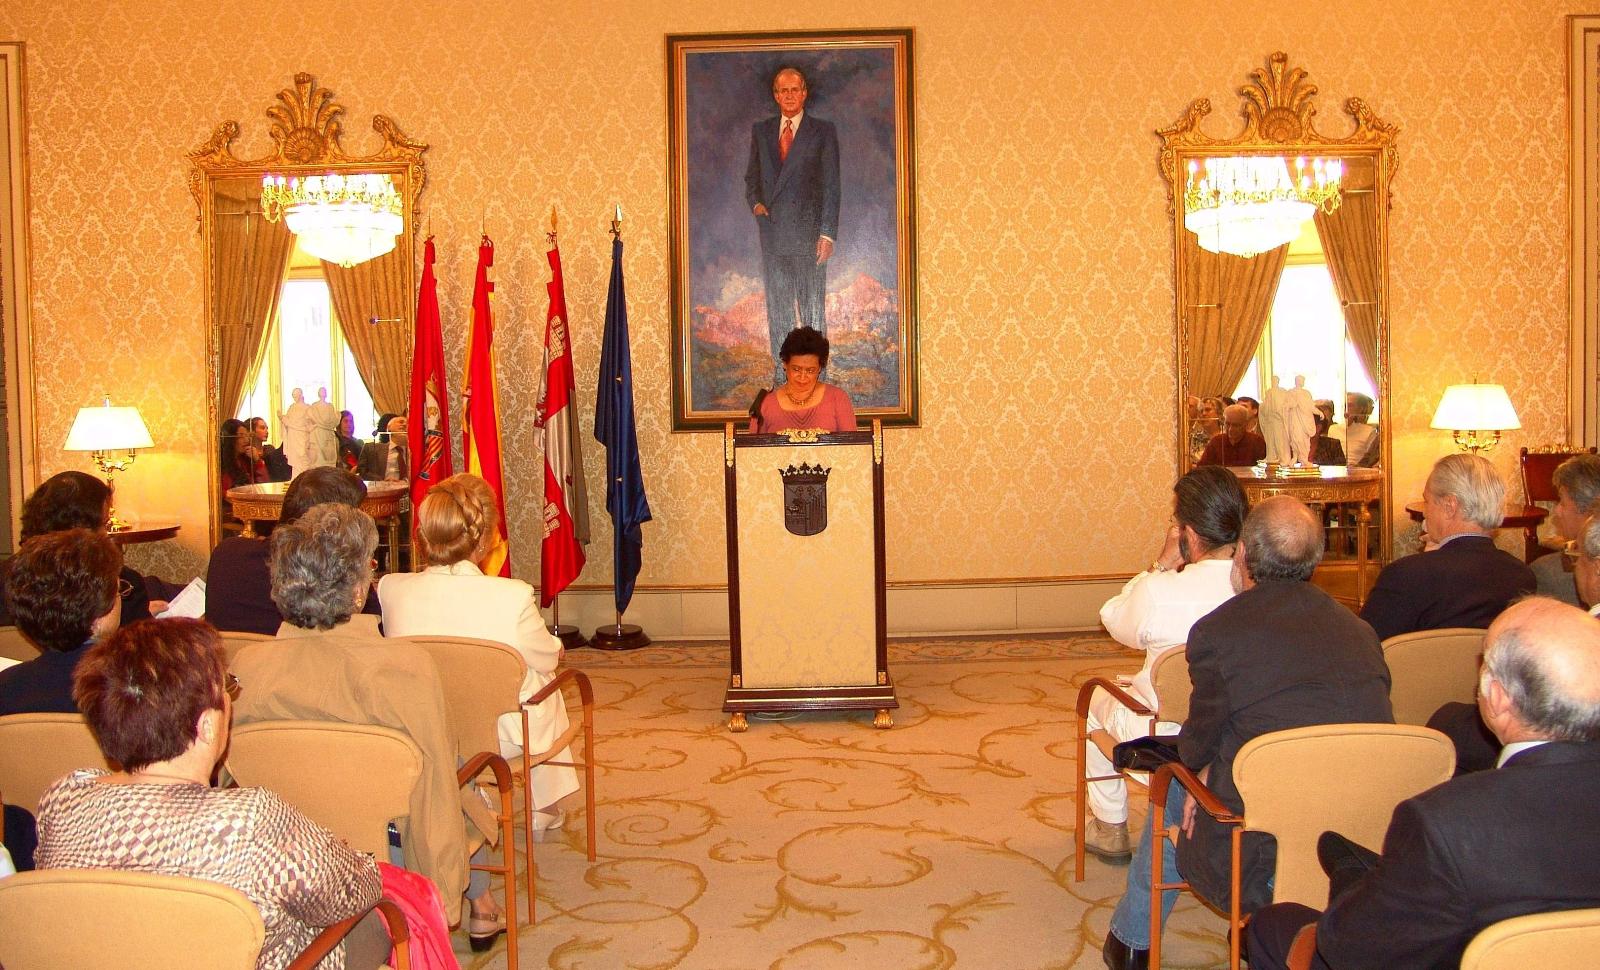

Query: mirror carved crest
[186,72,427,222]
[1155,52,1398,200]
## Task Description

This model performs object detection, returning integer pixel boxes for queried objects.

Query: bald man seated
[1196,403,1266,467]
[1246,597,1600,970]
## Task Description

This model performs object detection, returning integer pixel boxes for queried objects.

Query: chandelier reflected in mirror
[1183,155,1342,258]
[260,172,403,267]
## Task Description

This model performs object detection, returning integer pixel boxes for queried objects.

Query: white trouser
[1085,686,1179,825]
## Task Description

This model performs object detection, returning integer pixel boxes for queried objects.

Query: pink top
[749,383,857,433]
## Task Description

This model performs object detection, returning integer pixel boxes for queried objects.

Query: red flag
[461,235,511,577]
[535,236,589,606]
[408,237,452,512]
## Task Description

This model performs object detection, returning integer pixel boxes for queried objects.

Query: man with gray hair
[1102,496,1393,970]
[1359,453,1535,641]
[1246,597,1600,970]
[1574,512,1600,614]
[1530,453,1600,605]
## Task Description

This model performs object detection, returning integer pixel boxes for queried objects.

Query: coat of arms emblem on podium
[779,462,831,536]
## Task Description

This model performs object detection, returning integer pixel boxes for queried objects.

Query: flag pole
[549,596,586,650]
[592,200,646,649]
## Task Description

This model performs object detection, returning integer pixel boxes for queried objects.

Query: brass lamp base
[1451,429,1502,454]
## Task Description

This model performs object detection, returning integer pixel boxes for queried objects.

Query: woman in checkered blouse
[33,618,387,970]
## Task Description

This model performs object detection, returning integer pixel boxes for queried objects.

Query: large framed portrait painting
[667,29,918,431]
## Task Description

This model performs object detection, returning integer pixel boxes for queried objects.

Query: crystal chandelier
[1183,156,1342,258]
[260,172,403,268]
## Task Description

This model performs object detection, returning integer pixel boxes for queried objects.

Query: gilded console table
[225,480,409,571]
[1231,466,1382,608]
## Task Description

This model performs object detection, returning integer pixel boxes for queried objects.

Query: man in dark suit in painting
[1246,596,1600,970]
[745,65,840,382]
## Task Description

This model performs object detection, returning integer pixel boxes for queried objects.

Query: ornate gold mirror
[189,73,426,545]
[1159,52,1398,580]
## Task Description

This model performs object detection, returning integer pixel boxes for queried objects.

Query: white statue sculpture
[1285,374,1318,465]
[307,387,341,469]
[1259,375,1291,465]
[281,388,314,476]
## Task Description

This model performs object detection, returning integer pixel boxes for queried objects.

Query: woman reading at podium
[749,327,857,433]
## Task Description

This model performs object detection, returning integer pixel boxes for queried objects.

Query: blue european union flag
[594,237,652,614]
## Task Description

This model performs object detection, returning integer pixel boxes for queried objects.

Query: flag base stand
[590,623,650,651]
[551,624,589,650]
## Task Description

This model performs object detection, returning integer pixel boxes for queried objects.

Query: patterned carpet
[455,635,1229,970]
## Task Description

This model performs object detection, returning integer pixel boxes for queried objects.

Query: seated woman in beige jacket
[231,502,509,950]
[379,474,579,835]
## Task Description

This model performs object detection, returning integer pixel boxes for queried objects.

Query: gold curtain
[322,247,413,415]
[1183,232,1289,398]
[1313,171,1380,386]
[213,195,294,417]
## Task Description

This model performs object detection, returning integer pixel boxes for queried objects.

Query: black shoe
[1102,931,1150,970]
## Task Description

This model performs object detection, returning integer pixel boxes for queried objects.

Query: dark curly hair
[779,327,830,368]
[5,528,122,653]
[19,471,110,542]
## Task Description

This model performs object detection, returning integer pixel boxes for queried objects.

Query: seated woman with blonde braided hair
[377,473,578,838]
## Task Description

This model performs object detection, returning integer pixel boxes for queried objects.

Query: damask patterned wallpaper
[0,0,1577,588]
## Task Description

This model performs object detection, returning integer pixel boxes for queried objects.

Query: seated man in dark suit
[1102,496,1394,970]
[1196,403,1266,467]
[1247,596,1600,970]
[204,466,375,635]
[1359,453,1535,641]
[357,413,409,483]
[1430,512,1600,774]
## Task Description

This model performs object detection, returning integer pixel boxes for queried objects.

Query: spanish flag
[461,235,511,577]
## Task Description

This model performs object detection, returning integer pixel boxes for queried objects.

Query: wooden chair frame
[1073,647,1189,882]
[515,667,598,923]
[457,749,519,968]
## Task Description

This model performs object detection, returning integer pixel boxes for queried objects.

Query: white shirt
[780,109,804,138]
[1099,557,1236,708]
[1497,739,1550,768]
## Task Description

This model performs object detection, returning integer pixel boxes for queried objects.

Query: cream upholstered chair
[228,721,422,856]
[0,625,36,664]
[1073,647,1189,881]
[1460,907,1600,970]
[1288,906,1600,970]
[217,630,272,668]
[1381,627,1485,726]
[1148,723,1455,970]
[228,719,518,965]
[0,869,411,970]
[402,634,597,924]
[0,713,109,813]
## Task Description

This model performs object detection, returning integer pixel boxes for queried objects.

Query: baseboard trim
[551,577,1131,641]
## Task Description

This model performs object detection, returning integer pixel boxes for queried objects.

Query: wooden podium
[722,422,897,731]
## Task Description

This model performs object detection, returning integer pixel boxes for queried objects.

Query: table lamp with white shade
[63,396,154,530]
[1430,383,1520,454]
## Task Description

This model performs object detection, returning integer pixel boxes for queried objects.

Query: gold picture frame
[666,29,918,431]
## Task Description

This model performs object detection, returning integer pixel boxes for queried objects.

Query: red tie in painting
[779,118,793,163]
